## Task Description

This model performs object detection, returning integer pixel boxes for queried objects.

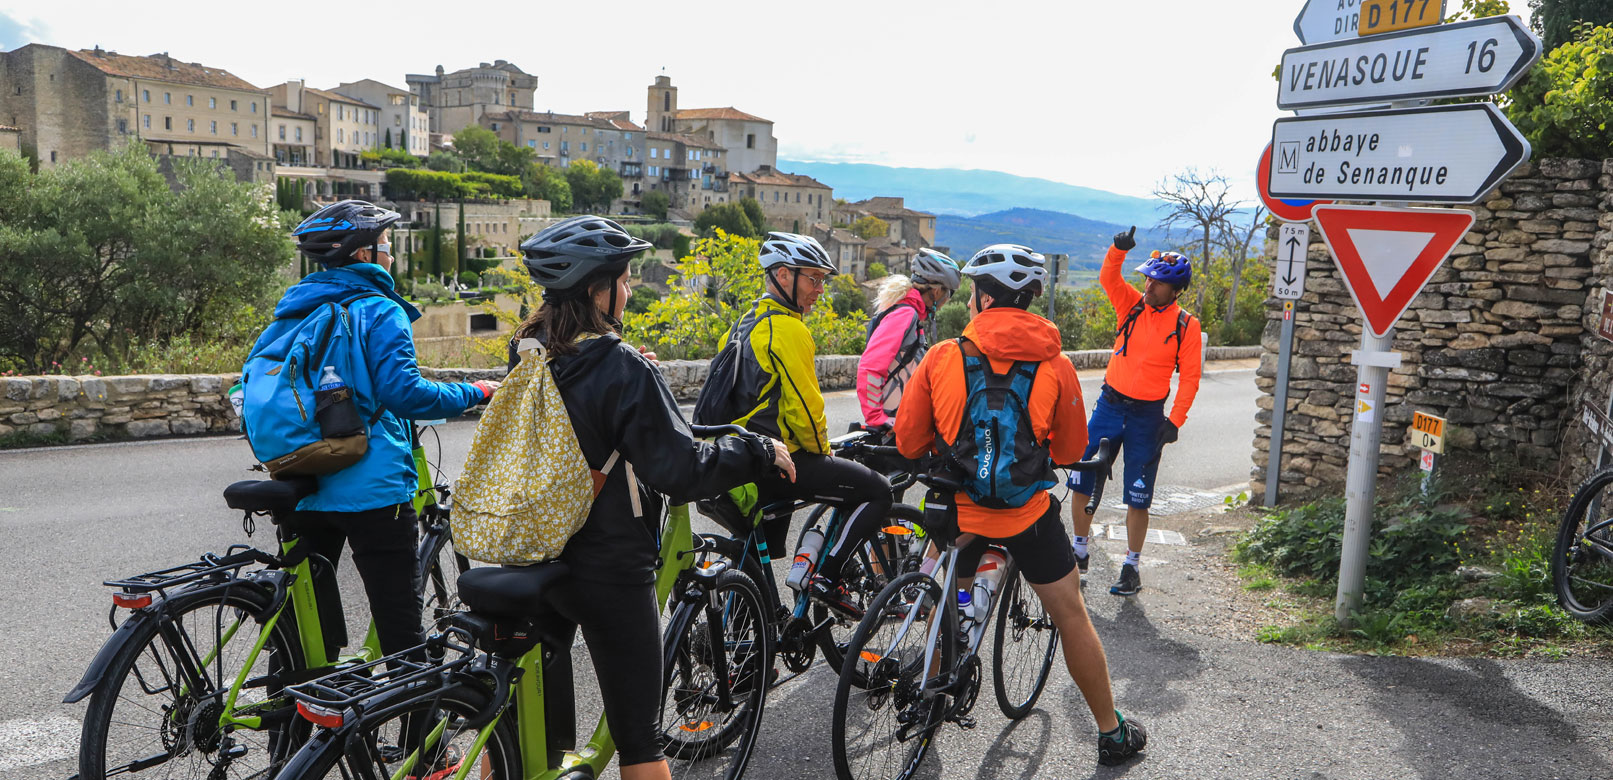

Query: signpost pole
[1337,327,1398,624]
[1266,300,1297,507]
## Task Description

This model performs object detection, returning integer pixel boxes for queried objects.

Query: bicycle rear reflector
[882,526,912,536]
[111,593,152,609]
[297,701,346,729]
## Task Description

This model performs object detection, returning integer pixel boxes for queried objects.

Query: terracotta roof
[0,124,18,132]
[646,131,723,151]
[729,168,830,189]
[500,110,621,131]
[585,111,644,132]
[68,49,265,93]
[674,106,770,123]
[850,196,933,219]
[271,107,316,121]
[305,87,379,109]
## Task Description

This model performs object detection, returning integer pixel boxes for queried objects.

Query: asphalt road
[4,365,1610,779]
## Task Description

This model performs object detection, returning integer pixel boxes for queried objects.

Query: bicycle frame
[390,502,700,780]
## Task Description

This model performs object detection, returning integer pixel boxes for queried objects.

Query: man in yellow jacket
[726,232,892,611]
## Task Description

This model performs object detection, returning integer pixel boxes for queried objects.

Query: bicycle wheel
[991,561,1058,718]
[816,504,925,676]
[832,572,951,780]
[660,570,770,780]
[420,510,469,633]
[1553,467,1613,623]
[79,588,305,780]
[288,683,521,779]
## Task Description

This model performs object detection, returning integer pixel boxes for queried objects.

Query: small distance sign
[1412,411,1446,453]
[1598,288,1613,343]
[1359,0,1444,36]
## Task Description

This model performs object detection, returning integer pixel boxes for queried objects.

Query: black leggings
[298,503,422,662]
[757,451,892,581]
[548,577,664,767]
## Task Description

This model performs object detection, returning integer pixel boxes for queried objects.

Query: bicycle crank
[779,616,817,673]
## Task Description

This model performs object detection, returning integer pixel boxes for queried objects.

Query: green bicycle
[274,424,772,780]
[67,422,466,780]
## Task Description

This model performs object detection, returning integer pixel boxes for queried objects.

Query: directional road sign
[1312,204,1475,337]
[1268,103,1530,203]
[1295,0,1362,44]
[1359,0,1445,36]
[1411,411,1446,453]
[1258,143,1331,222]
[1278,15,1541,110]
[1273,223,1310,300]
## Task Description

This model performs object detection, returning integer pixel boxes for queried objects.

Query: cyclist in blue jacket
[255,199,498,660]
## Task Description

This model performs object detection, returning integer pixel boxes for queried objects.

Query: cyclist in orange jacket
[1069,226,1202,597]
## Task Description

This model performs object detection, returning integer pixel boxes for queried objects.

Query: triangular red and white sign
[1312,205,1476,338]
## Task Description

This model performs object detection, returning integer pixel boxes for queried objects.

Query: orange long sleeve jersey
[893,308,1088,538]
[1099,246,1203,428]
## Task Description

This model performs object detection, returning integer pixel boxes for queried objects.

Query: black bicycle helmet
[521,215,653,289]
[293,200,401,265]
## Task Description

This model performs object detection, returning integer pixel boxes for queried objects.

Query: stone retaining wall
[1253,158,1610,499]
[2,346,1261,445]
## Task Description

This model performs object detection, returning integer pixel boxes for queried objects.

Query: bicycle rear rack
[287,628,482,712]
[102,545,272,594]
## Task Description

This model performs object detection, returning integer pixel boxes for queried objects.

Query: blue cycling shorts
[1067,386,1166,509]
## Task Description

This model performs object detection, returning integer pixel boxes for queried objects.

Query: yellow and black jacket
[726,296,829,455]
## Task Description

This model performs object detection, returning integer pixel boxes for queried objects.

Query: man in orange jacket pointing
[1069,226,1203,597]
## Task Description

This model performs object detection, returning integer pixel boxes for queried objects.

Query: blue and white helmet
[292,200,401,265]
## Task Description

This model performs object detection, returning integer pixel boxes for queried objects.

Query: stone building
[0,124,18,154]
[269,80,385,200]
[645,131,728,211]
[728,166,832,233]
[811,223,868,277]
[0,44,271,171]
[835,196,938,250]
[270,108,316,166]
[644,75,777,175]
[407,61,537,136]
[394,198,553,256]
[334,79,430,157]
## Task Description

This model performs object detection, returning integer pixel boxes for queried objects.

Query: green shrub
[457,271,480,287]
[413,281,451,302]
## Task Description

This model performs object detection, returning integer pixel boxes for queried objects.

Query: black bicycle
[1553,465,1613,623]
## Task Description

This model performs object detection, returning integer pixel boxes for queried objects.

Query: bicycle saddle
[223,477,316,514]
[458,563,570,618]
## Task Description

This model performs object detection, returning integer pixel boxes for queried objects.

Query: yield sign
[1312,205,1475,337]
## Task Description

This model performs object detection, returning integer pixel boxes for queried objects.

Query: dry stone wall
[1253,158,1611,499]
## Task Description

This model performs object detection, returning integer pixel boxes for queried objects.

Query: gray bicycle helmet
[521,215,652,289]
[293,200,401,265]
[910,248,961,291]
[963,243,1047,291]
[759,231,836,273]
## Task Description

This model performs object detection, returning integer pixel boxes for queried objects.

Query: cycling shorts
[958,497,1077,585]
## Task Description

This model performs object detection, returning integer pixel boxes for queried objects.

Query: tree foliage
[1506,23,1613,158]
[739,197,768,234]
[0,144,292,373]
[850,215,890,240]
[867,262,888,279]
[564,160,624,213]
[523,163,572,211]
[623,230,867,359]
[1529,0,1613,49]
[1153,168,1242,316]
[360,146,421,169]
[694,202,761,238]
[642,189,671,220]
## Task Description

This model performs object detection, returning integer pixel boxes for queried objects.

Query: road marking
[0,715,80,771]
[1104,527,1189,546]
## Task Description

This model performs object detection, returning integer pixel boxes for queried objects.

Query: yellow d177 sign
[1359,0,1444,36]
[1411,411,1446,454]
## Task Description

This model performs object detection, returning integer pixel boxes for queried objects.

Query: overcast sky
[0,0,1524,201]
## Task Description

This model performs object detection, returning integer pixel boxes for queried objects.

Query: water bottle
[314,365,363,438]
[786,528,826,592]
[973,550,1008,620]
[957,589,976,630]
[319,366,344,392]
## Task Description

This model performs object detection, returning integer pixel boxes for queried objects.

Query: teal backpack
[240,292,383,477]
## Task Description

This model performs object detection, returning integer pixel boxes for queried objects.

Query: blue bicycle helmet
[293,200,401,265]
[1136,250,1192,290]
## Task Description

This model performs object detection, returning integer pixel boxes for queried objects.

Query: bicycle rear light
[111,592,152,609]
[296,701,346,729]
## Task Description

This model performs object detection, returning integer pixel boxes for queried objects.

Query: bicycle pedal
[219,739,248,760]
[952,716,977,730]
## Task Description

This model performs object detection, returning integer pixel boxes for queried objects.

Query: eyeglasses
[799,272,829,289]
[374,242,392,256]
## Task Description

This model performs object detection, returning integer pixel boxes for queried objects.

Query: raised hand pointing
[1114,226,1137,251]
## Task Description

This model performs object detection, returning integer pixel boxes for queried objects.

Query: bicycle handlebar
[691,423,750,439]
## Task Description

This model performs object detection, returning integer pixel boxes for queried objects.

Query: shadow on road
[1090,597,1206,718]
[975,710,1053,780]
[1340,654,1613,780]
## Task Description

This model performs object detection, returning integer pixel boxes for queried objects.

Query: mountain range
[934,208,1173,270]
[777,159,1166,226]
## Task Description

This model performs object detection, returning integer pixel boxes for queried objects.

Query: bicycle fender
[63,577,281,704]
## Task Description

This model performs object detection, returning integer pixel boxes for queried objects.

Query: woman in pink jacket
[857,248,962,430]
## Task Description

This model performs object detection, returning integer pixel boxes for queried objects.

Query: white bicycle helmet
[910,249,961,291]
[759,231,836,274]
[963,244,1047,290]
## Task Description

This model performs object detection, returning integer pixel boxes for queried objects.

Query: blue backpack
[240,292,384,477]
[939,338,1057,509]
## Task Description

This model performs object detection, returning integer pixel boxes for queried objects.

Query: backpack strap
[1114,300,1146,357]
[599,450,642,519]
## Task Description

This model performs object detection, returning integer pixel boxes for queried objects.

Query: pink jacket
[857,289,929,427]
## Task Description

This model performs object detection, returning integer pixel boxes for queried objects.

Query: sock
[1124,550,1141,568]
[1100,710,1126,739]
[1071,535,1089,558]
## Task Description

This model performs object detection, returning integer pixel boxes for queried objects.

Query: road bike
[829,440,1117,780]
[273,423,770,780]
[1552,465,1613,623]
[67,421,466,780]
